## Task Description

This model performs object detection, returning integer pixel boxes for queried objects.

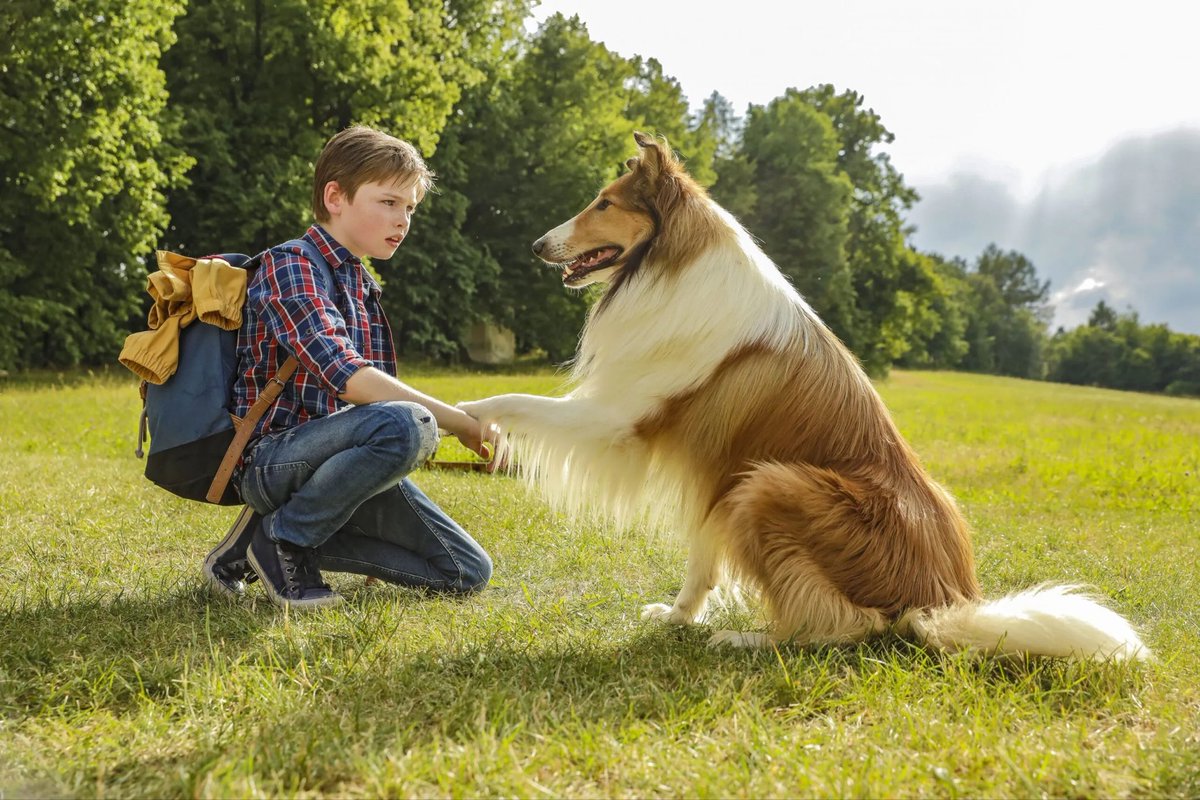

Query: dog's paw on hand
[456,399,491,420]
[641,602,696,626]
[708,630,773,649]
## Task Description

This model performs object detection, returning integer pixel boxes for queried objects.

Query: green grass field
[1,368,1197,798]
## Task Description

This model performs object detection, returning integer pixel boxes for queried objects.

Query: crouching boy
[202,125,495,609]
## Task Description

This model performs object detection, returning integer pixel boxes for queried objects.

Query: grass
[0,367,1197,798]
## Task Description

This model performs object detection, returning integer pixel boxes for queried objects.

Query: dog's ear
[633,131,667,178]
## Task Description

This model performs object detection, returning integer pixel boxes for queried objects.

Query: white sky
[530,0,1200,199]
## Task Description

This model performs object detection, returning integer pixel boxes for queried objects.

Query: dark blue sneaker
[246,522,342,610]
[202,505,261,597]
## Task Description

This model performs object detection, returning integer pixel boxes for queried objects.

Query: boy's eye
[383,199,395,206]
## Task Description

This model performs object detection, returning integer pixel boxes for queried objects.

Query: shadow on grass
[1,582,1152,795]
[0,585,273,715]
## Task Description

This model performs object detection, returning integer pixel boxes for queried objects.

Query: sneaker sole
[201,505,257,597]
[246,545,343,610]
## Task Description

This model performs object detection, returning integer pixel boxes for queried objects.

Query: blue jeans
[238,401,492,594]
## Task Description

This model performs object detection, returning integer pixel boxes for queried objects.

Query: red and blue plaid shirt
[233,224,397,440]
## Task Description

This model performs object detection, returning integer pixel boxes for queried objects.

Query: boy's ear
[322,180,346,217]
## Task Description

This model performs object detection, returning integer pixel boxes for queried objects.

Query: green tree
[894,252,970,369]
[1088,300,1119,331]
[960,244,1050,378]
[798,85,932,373]
[160,0,517,249]
[623,57,717,186]
[1047,324,1126,387]
[704,92,757,223]
[0,0,191,370]
[161,0,529,359]
[428,13,706,360]
[1050,302,1200,395]
[736,90,856,343]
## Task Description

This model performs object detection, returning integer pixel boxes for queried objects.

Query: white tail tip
[907,585,1151,661]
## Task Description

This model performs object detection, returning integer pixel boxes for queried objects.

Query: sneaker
[245,522,342,609]
[202,505,261,597]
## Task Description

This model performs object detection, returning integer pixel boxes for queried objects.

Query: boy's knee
[374,400,440,467]
[454,549,493,595]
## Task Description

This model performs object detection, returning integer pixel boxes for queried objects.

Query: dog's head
[532,132,701,289]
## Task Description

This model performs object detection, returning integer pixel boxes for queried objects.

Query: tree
[160,0,530,359]
[623,57,717,186]
[0,0,191,370]
[959,244,1050,378]
[425,13,710,360]
[1087,300,1119,332]
[704,92,757,223]
[160,0,524,252]
[894,252,970,369]
[798,85,930,373]
[736,90,856,342]
[1046,302,1200,393]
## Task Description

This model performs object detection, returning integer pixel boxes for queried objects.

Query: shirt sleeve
[250,248,370,396]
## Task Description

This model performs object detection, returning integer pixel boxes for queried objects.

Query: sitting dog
[460,133,1148,660]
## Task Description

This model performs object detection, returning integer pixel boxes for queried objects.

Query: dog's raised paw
[641,602,695,625]
[708,630,773,649]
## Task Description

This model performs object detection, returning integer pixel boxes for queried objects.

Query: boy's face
[322,176,422,260]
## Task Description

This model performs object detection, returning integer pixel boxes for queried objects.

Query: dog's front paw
[641,602,696,626]
[457,397,499,422]
[708,630,773,649]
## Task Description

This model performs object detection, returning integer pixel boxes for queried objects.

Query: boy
[202,125,496,609]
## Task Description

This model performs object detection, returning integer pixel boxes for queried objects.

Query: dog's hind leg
[642,521,724,626]
[712,462,890,648]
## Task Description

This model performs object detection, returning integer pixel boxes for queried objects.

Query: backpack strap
[204,239,337,504]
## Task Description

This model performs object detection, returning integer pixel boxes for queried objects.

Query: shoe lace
[278,544,301,591]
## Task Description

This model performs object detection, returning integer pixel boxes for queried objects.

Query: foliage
[734,90,857,343]
[160,0,524,250]
[0,0,191,371]
[0,2,1192,397]
[710,86,959,376]
[1048,302,1200,395]
[798,85,932,374]
[410,14,716,361]
[958,244,1051,378]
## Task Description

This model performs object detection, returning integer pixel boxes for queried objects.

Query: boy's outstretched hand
[451,414,505,472]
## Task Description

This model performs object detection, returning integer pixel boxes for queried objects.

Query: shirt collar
[305,223,384,295]
[306,223,359,270]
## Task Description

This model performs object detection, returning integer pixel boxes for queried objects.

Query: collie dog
[460,133,1148,660]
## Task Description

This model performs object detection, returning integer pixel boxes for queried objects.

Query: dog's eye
[595,199,612,211]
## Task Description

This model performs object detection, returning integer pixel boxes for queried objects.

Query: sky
[529,0,1200,333]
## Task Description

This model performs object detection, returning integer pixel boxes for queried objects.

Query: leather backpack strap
[205,356,301,503]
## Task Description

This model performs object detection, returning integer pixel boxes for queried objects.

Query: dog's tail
[901,584,1151,661]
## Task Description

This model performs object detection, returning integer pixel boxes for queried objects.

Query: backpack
[129,239,335,505]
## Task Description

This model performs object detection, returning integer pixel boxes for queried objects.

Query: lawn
[1,367,1197,798]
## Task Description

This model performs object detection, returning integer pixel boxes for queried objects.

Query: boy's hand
[453,407,508,473]
[449,413,504,470]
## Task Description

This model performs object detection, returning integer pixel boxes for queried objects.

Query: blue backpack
[132,239,334,505]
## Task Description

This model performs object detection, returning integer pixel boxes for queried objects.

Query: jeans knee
[375,401,440,469]
[453,550,493,595]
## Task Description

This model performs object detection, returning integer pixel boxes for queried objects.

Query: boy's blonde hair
[312,125,435,222]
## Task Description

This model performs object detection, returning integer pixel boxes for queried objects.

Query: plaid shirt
[232,224,397,440]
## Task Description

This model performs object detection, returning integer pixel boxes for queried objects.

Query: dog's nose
[531,237,546,256]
